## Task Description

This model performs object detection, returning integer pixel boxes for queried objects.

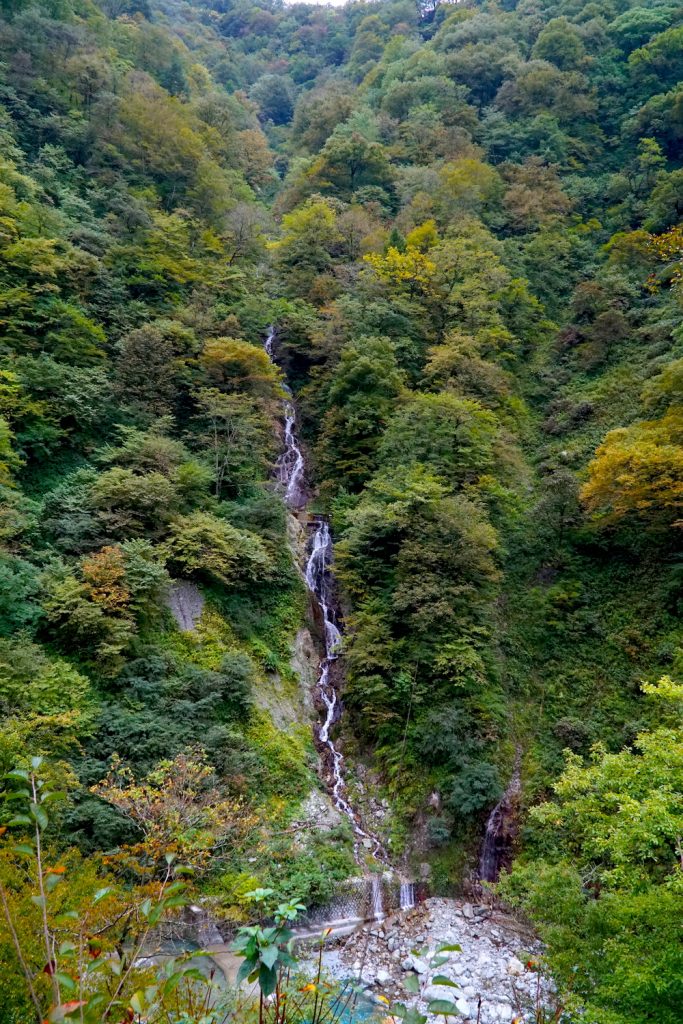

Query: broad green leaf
[427,1000,461,1016]
[236,958,257,984]
[164,881,185,896]
[163,973,184,997]
[259,963,278,996]
[403,973,420,993]
[11,843,35,856]
[29,802,48,830]
[181,968,206,982]
[42,791,66,805]
[162,895,186,909]
[260,944,279,970]
[55,910,79,924]
[93,887,112,904]
[130,992,146,1014]
[431,976,458,988]
[245,887,274,903]
[403,1008,428,1024]
[85,957,108,975]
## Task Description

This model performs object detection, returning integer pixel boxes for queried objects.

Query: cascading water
[399,881,415,911]
[304,519,386,862]
[371,877,384,922]
[266,327,306,509]
[280,402,306,508]
[264,327,388,872]
[305,519,342,657]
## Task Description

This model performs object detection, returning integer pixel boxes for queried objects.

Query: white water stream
[265,327,306,509]
[264,327,386,865]
[371,876,384,921]
[400,882,415,911]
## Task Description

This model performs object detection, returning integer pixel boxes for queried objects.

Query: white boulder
[506,957,525,977]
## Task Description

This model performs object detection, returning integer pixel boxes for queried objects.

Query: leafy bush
[164,511,272,587]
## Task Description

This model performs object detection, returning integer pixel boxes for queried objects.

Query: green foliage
[499,679,683,1024]
[1,0,683,1019]
[0,0,320,972]
[270,198,342,303]
[0,553,42,635]
[581,408,683,533]
[317,335,405,491]
[378,393,499,486]
[0,757,231,1024]
[232,892,302,996]
[257,828,356,910]
[230,888,372,1024]
[164,511,272,587]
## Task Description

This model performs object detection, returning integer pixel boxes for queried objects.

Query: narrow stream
[264,327,386,864]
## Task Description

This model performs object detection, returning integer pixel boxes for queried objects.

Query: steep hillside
[0,0,356,964]
[0,0,681,1021]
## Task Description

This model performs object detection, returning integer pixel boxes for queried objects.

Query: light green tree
[499,678,683,1024]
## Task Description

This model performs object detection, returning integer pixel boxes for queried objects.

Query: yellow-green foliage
[246,710,314,800]
[582,408,683,528]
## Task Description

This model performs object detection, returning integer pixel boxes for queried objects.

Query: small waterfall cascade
[263,327,389,867]
[399,881,415,911]
[371,876,384,922]
[305,519,342,658]
[265,326,306,509]
[302,510,385,861]
[478,753,522,883]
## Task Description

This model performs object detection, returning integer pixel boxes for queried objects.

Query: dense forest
[0,0,681,1020]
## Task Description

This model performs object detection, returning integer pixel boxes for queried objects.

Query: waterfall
[304,517,385,860]
[478,754,522,883]
[371,876,384,921]
[266,326,306,509]
[304,518,342,657]
[280,401,306,508]
[399,881,415,911]
[264,327,387,865]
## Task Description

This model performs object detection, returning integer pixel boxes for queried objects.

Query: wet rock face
[322,897,550,1024]
[479,762,522,883]
[166,580,204,631]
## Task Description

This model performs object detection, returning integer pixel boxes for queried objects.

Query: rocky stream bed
[303,897,551,1024]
